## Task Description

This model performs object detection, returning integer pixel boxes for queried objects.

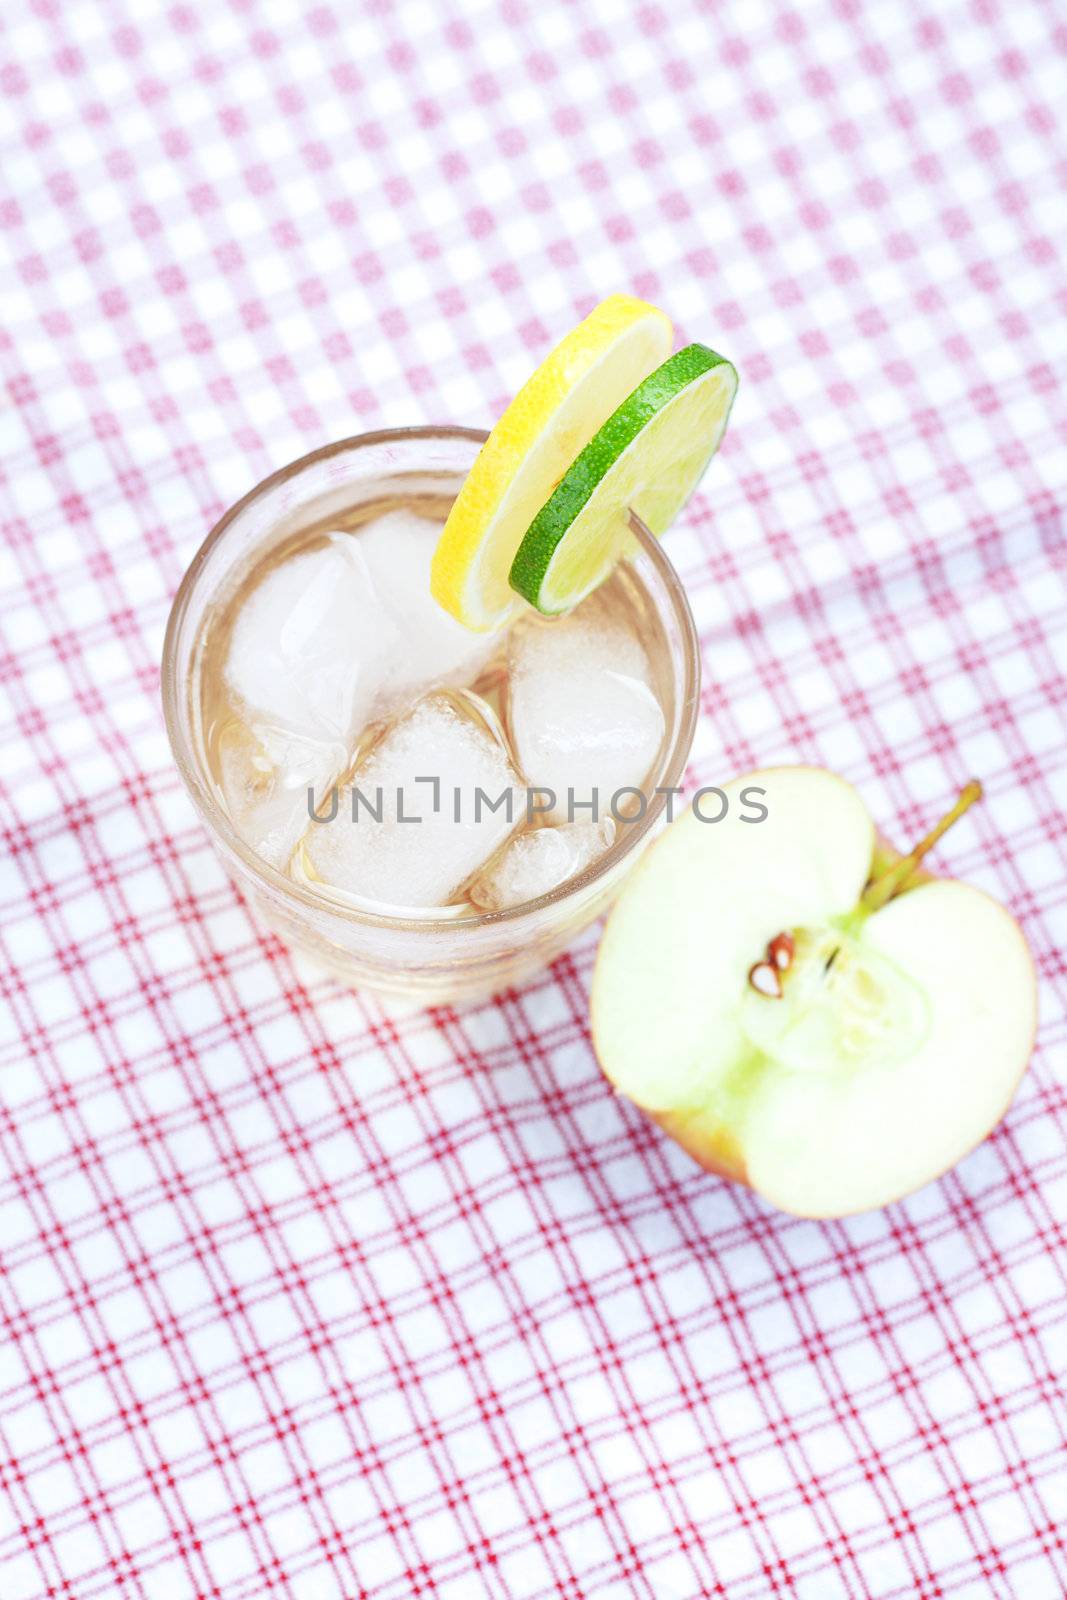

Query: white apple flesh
[591,768,1037,1218]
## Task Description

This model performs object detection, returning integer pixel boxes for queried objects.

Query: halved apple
[591,767,1037,1218]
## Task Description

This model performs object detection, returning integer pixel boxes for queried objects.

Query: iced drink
[162,427,699,1001]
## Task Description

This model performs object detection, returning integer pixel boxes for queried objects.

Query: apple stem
[860,780,983,915]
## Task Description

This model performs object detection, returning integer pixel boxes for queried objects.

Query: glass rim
[161,424,701,934]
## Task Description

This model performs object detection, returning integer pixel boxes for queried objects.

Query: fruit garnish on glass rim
[591,768,1037,1220]
[430,293,673,632]
[431,297,738,629]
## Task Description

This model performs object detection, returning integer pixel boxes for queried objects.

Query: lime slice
[430,294,673,631]
[508,344,737,615]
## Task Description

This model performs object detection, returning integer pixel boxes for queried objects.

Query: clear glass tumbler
[161,427,700,1003]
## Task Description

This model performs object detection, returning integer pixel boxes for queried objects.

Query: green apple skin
[591,767,1038,1219]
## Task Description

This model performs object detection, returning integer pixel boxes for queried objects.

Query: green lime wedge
[508,343,737,615]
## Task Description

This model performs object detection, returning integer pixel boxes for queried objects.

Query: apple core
[740,926,931,1075]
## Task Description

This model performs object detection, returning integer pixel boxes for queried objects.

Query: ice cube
[216,719,345,869]
[215,717,347,870]
[469,818,616,911]
[507,598,665,823]
[224,540,398,743]
[357,510,500,699]
[299,694,524,908]
[225,516,501,754]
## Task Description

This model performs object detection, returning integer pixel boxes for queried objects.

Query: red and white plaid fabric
[2,1,1065,1596]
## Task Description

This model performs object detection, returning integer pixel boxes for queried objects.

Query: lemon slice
[508,344,737,615]
[430,294,673,631]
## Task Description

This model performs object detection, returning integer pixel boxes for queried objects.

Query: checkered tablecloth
[2,0,1066,1596]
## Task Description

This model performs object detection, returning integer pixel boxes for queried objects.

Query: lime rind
[509,344,737,615]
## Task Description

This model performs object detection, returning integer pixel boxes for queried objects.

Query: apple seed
[747,960,783,999]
